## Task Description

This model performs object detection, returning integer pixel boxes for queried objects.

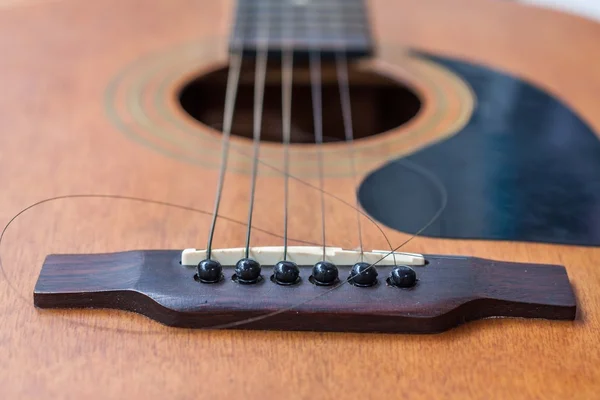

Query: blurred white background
[522,0,600,22]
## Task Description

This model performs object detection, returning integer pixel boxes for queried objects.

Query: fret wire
[239,2,364,11]
[236,13,366,23]
[250,21,367,28]
[232,0,371,54]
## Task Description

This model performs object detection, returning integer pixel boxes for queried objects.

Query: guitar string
[310,51,327,263]
[0,146,398,300]
[199,158,448,330]
[204,0,447,327]
[281,0,293,262]
[304,0,327,263]
[204,54,243,259]
[243,0,270,259]
[258,153,396,255]
[0,118,404,301]
[0,4,447,332]
[335,54,396,266]
[243,51,268,258]
[0,155,446,333]
[281,49,293,261]
[335,54,366,262]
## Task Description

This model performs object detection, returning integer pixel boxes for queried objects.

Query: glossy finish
[310,261,339,286]
[33,250,576,333]
[197,259,223,283]
[2,0,600,399]
[359,55,600,247]
[234,258,262,284]
[349,262,378,287]
[389,265,417,288]
[272,261,300,285]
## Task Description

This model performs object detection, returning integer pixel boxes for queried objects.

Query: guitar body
[1,0,599,398]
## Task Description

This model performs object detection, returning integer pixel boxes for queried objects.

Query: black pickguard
[358,54,600,246]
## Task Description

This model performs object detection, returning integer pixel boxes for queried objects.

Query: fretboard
[229,0,374,58]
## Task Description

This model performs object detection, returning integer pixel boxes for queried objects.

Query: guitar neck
[229,0,374,59]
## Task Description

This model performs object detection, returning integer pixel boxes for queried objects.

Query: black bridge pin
[196,259,223,283]
[388,265,417,288]
[233,258,262,284]
[310,261,339,286]
[272,261,301,285]
[349,262,378,287]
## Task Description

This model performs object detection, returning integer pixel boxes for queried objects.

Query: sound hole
[178,59,422,144]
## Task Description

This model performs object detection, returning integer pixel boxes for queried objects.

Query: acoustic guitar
[1,0,599,398]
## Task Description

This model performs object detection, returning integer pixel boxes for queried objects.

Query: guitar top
[1,0,599,399]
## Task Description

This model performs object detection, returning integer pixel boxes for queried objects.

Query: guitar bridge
[32,247,577,333]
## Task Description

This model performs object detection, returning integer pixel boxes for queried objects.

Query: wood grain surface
[1,0,599,399]
[33,251,577,332]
